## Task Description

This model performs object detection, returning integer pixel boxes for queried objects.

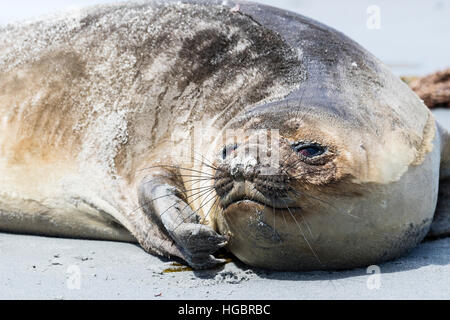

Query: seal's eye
[292,142,326,158]
[222,143,238,159]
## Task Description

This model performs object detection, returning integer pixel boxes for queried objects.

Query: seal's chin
[216,196,321,271]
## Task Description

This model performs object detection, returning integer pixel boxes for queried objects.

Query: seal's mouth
[220,196,300,213]
[221,198,268,211]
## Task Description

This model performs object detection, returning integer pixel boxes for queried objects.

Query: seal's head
[211,95,436,271]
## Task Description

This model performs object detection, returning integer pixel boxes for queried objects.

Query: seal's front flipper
[137,168,227,269]
[429,123,450,238]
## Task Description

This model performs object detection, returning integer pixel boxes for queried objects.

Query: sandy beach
[0,0,449,300]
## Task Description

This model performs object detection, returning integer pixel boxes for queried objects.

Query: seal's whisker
[133,188,215,224]
[193,190,220,220]
[285,204,322,266]
[142,187,220,270]
[188,196,219,242]
[151,189,218,272]
[128,193,181,216]
[263,176,278,237]
[176,174,215,180]
[138,165,215,177]
[281,210,288,227]
[288,187,334,208]
[165,153,222,173]
[191,151,222,171]
[199,195,220,226]
[171,189,218,235]
[130,185,215,217]
[194,160,220,173]
[192,196,223,254]
[282,198,312,237]
[152,188,217,257]
[289,188,360,220]
[248,183,284,239]
[282,155,317,174]
[272,148,297,174]
[183,177,216,185]
[151,190,218,255]
[277,156,315,175]
[179,154,219,172]
[159,186,216,220]
[179,184,217,196]
[141,180,214,194]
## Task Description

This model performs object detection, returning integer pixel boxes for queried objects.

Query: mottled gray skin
[0,0,449,270]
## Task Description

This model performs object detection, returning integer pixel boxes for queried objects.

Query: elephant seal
[0,0,449,270]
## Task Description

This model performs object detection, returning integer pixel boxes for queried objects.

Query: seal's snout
[220,143,260,179]
[214,141,295,210]
[229,152,258,177]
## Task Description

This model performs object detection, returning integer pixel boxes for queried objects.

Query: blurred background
[0,0,449,76]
